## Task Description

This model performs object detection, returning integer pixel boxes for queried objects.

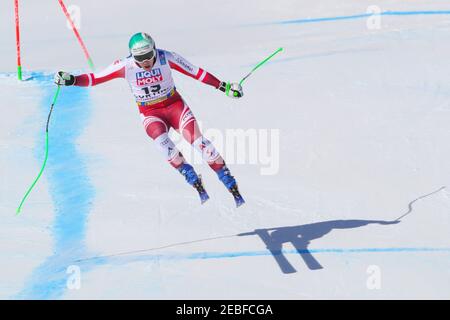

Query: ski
[193,175,210,204]
[229,185,245,208]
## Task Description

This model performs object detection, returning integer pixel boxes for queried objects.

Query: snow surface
[1,0,450,299]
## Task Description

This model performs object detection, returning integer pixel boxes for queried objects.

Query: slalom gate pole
[14,0,22,80]
[57,0,95,71]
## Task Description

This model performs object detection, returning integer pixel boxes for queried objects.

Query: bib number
[142,85,161,95]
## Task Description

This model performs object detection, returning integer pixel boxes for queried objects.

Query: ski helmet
[128,32,156,62]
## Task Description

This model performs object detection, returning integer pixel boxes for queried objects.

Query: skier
[54,32,245,207]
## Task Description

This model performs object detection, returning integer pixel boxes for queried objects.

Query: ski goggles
[133,49,156,63]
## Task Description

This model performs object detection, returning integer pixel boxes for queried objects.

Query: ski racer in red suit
[54,32,245,207]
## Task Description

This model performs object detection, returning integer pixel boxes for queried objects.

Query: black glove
[54,71,76,86]
[218,81,243,98]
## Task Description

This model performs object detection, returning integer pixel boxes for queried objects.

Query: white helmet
[128,32,156,62]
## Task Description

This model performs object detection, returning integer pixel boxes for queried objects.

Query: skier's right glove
[218,81,243,98]
[54,71,76,86]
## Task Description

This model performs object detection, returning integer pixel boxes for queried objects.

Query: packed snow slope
[1,0,450,299]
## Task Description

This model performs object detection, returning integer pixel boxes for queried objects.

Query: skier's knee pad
[154,133,183,164]
[192,136,221,163]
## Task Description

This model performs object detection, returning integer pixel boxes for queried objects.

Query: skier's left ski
[193,175,210,204]
[229,185,245,208]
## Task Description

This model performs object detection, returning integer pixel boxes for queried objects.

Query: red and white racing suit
[74,49,225,171]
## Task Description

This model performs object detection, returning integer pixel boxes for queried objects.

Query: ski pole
[16,85,61,215]
[229,47,284,97]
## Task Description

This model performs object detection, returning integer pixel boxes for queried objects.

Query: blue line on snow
[240,10,450,68]
[84,247,450,266]
[14,72,96,299]
[186,247,450,260]
[275,10,450,25]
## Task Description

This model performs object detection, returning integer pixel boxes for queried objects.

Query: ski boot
[179,164,210,204]
[217,166,245,207]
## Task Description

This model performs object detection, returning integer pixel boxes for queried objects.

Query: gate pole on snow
[16,1,96,215]
[14,0,22,80]
[57,0,95,71]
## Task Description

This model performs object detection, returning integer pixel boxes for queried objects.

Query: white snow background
[1,0,450,299]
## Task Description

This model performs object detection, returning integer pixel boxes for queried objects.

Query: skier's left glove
[218,81,243,98]
[54,71,76,86]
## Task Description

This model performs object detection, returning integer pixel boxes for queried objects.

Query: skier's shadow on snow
[238,219,399,274]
